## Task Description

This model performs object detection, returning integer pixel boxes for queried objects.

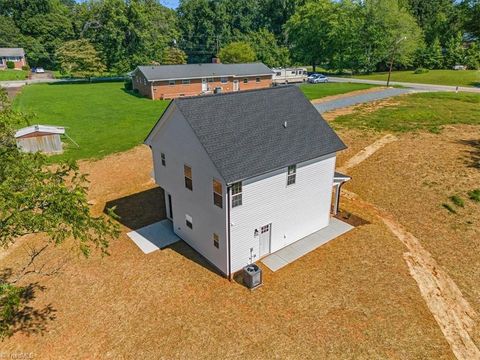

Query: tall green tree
[162,47,187,64]
[443,32,465,67]
[285,0,339,71]
[218,41,255,63]
[244,29,290,67]
[56,39,106,78]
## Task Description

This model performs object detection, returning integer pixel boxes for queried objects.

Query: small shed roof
[136,63,273,81]
[0,48,25,57]
[15,125,65,138]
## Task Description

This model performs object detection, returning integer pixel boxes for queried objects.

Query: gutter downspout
[227,186,232,280]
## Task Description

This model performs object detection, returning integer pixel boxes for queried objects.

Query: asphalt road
[314,87,413,113]
[329,76,480,93]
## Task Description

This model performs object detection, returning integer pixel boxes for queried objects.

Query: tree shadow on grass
[104,187,166,230]
[0,269,56,338]
[467,82,480,88]
[457,139,480,169]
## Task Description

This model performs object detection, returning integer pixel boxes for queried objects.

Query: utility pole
[387,36,406,87]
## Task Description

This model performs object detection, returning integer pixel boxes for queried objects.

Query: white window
[287,165,296,186]
[213,233,219,248]
[231,182,242,208]
[185,214,193,229]
[208,77,214,83]
[143,78,146,85]
[213,179,223,208]
[243,78,248,84]
[182,79,190,84]
[184,165,192,190]
[168,80,175,85]
[256,77,260,83]
[161,152,166,166]
[220,77,228,84]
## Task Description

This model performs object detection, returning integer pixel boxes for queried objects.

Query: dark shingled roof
[137,63,273,81]
[171,86,346,184]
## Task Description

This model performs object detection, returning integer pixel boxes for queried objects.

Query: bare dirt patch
[1,144,454,358]
[343,125,480,354]
[343,190,479,360]
[322,98,401,121]
[337,133,398,172]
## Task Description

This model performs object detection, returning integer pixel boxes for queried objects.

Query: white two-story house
[144,86,349,277]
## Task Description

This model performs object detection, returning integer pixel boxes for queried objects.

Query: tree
[218,41,255,63]
[417,37,444,69]
[162,47,187,65]
[443,32,465,67]
[244,28,290,67]
[285,0,338,71]
[0,88,119,338]
[56,39,106,78]
[464,42,480,69]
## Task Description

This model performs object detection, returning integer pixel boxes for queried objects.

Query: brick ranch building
[131,63,273,100]
[0,48,27,70]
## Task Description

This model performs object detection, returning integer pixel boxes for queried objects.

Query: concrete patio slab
[127,219,180,254]
[261,218,354,272]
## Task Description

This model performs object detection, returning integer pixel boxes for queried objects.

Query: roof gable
[137,63,273,81]
[167,86,346,184]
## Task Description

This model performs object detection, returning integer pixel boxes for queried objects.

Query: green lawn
[344,69,480,87]
[333,92,480,133]
[299,82,378,100]
[14,82,169,161]
[0,69,28,80]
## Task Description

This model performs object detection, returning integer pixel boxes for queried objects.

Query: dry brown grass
[1,138,467,358]
[341,125,480,351]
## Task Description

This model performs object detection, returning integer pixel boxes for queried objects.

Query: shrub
[6,61,14,69]
[414,67,429,74]
[21,65,30,71]
[124,78,133,91]
[450,195,465,207]
[468,189,480,202]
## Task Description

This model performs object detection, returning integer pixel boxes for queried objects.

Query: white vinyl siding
[148,107,229,275]
[229,153,336,272]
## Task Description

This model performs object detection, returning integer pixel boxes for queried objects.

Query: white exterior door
[233,80,239,91]
[259,224,271,257]
[201,78,208,91]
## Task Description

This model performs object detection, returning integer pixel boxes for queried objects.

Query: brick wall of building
[133,72,272,100]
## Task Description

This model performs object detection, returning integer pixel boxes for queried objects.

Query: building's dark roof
[137,63,273,81]
[0,48,25,57]
[171,86,346,184]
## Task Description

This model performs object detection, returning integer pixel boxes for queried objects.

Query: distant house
[132,63,273,100]
[144,86,350,277]
[0,48,27,70]
[15,125,65,154]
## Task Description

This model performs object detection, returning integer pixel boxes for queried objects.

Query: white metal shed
[15,125,65,154]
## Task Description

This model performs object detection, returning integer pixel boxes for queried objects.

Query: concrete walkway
[314,87,412,113]
[127,219,180,254]
[261,218,354,272]
[330,76,480,93]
